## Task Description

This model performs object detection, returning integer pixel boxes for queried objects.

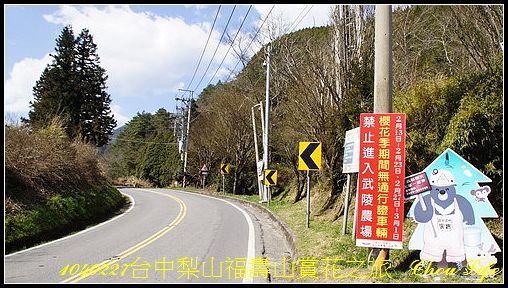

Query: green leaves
[441,61,502,181]
[105,110,181,187]
[395,59,502,213]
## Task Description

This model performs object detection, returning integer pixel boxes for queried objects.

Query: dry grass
[5,119,106,205]
[5,119,127,253]
[111,176,153,188]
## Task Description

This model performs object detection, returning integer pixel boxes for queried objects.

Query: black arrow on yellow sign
[299,142,321,170]
[264,170,277,186]
[220,163,230,174]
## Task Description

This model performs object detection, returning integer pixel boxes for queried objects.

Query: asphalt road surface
[5,188,266,283]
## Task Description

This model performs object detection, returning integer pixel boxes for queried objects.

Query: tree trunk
[233,153,238,195]
[293,170,307,203]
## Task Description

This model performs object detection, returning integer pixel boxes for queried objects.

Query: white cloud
[4,54,52,114]
[110,104,130,127]
[253,4,334,38]
[42,5,233,98]
[184,5,209,10]
[5,5,335,123]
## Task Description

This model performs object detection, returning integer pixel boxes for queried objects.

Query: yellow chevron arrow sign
[298,142,322,171]
[220,163,230,174]
[264,170,278,186]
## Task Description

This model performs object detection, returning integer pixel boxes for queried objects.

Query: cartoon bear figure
[414,168,475,276]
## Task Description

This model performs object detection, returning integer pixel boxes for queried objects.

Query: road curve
[5,188,258,283]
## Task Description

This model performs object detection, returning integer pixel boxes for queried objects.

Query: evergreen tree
[26,25,79,138]
[137,133,180,187]
[25,25,116,147]
[104,110,182,186]
[152,108,172,134]
[76,28,116,146]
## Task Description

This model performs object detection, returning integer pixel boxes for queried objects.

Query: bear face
[430,184,456,209]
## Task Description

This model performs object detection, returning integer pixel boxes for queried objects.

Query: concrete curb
[181,190,298,261]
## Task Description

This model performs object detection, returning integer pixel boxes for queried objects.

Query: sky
[4,4,336,128]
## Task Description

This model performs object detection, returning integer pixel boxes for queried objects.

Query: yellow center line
[60,190,186,284]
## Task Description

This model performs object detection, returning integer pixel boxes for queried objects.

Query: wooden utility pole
[374,5,392,114]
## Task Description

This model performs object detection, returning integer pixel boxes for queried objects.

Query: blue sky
[4,4,335,128]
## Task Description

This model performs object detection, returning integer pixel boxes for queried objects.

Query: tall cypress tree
[25,25,116,147]
[27,25,79,138]
[76,28,116,146]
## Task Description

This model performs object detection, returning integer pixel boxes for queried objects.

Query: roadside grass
[179,185,503,284]
[5,122,129,254]
[5,184,128,254]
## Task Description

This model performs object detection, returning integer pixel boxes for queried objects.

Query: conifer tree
[27,25,79,138]
[75,28,116,146]
[25,25,116,147]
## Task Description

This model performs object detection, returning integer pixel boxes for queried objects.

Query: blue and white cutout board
[407,148,500,253]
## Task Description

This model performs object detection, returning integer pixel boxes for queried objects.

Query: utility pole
[173,104,178,137]
[374,5,392,114]
[371,4,392,269]
[262,45,271,203]
[177,89,194,188]
[259,102,265,201]
[252,103,263,200]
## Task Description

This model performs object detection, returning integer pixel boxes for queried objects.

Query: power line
[202,5,253,90]
[223,5,275,83]
[111,138,178,145]
[182,5,221,95]
[191,5,237,92]
[287,5,309,33]
[224,5,314,85]
[114,127,176,133]
[288,5,314,33]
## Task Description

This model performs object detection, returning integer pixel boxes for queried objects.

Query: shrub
[5,118,126,253]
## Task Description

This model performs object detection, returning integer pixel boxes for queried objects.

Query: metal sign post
[298,142,321,229]
[352,178,360,241]
[342,127,360,235]
[257,161,265,201]
[267,187,271,207]
[306,170,311,228]
[222,174,225,194]
[264,170,277,207]
[220,163,229,194]
[342,173,352,235]
[200,164,209,190]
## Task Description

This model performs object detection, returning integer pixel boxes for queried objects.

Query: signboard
[264,170,278,186]
[355,113,406,249]
[342,127,360,173]
[407,148,501,258]
[257,161,264,181]
[298,142,322,171]
[404,172,430,200]
[200,164,209,175]
[220,163,230,175]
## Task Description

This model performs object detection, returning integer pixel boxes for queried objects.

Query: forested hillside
[104,108,182,187]
[104,5,503,215]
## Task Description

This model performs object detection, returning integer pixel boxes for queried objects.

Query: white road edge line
[5,190,135,257]
[169,189,256,284]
